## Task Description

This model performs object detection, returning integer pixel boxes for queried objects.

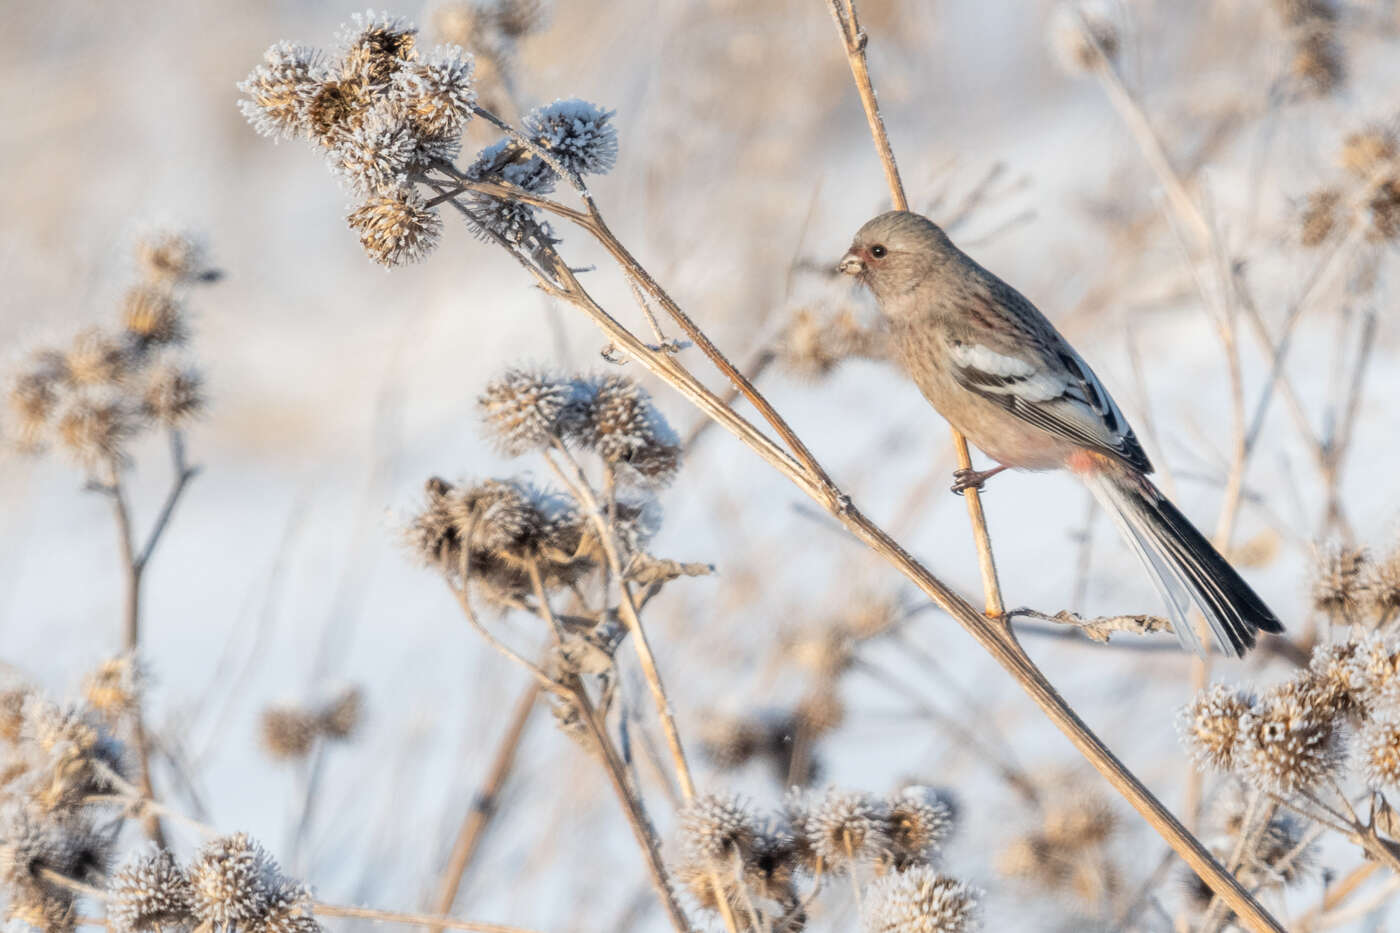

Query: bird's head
[839,210,955,308]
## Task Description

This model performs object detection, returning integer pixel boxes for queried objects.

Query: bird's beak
[838,249,865,276]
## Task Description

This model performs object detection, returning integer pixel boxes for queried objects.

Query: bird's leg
[951,464,1009,495]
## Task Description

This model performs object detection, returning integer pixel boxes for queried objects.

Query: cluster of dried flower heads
[259,686,364,762]
[996,787,1120,909]
[239,10,616,267]
[430,0,551,115]
[3,232,212,471]
[1300,123,1400,247]
[673,785,975,932]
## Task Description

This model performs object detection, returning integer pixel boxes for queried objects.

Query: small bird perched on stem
[840,210,1282,657]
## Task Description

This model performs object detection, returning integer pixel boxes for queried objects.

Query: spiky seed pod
[107,847,194,933]
[1306,639,1366,717]
[135,231,217,285]
[0,688,30,744]
[259,707,318,761]
[522,99,618,178]
[1250,813,1313,886]
[21,700,126,813]
[1178,683,1255,772]
[55,392,138,469]
[393,45,475,138]
[1237,681,1342,794]
[405,476,463,568]
[188,833,281,927]
[6,368,61,450]
[1301,187,1341,247]
[742,825,800,904]
[809,788,891,870]
[1367,178,1400,242]
[122,285,187,350]
[1346,634,1400,708]
[238,42,323,141]
[863,866,982,933]
[259,880,323,933]
[141,364,204,427]
[478,368,574,455]
[567,375,681,488]
[1363,547,1400,625]
[678,793,758,865]
[8,892,78,933]
[885,786,954,868]
[1311,544,1369,621]
[329,105,420,194]
[346,186,442,267]
[448,479,548,555]
[317,687,363,740]
[1359,716,1400,789]
[339,10,418,86]
[1291,27,1344,96]
[1041,793,1115,850]
[62,328,128,388]
[307,79,375,142]
[83,654,142,722]
[1341,128,1398,178]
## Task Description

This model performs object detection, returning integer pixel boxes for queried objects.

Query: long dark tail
[1083,469,1283,657]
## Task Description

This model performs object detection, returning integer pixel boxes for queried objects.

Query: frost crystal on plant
[478,368,575,455]
[393,45,476,137]
[1237,681,1342,794]
[108,847,193,933]
[808,788,890,870]
[523,98,618,177]
[238,42,324,141]
[864,865,982,933]
[329,105,421,193]
[1178,682,1254,773]
[346,187,442,266]
[677,792,758,864]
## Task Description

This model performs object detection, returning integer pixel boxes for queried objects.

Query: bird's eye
[870,244,887,258]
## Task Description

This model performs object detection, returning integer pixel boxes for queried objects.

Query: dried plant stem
[826,0,1004,618]
[1299,861,1381,929]
[428,681,540,931]
[315,903,548,933]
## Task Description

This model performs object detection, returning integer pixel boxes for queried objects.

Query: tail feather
[1083,470,1282,657]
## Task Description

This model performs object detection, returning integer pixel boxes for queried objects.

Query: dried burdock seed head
[122,285,187,350]
[329,104,421,194]
[259,707,319,761]
[478,368,575,455]
[259,881,323,933]
[1359,716,1400,790]
[0,687,31,744]
[1306,638,1366,717]
[346,186,442,267]
[141,363,205,428]
[795,689,845,736]
[238,42,323,141]
[1310,542,1368,622]
[678,792,758,865]
[1048,3,1119,75]
[1341,127,1398,178]
[1178,683,1254,773]
[778,305,887,379]
[1041,791,1115,850]
[741,824,800,903]
[5,368,60,451]
[1346,633,1400,708]
[393,45,476,138]
[1363,546,1400,625]
[1250,812,1313,887]
[565,374,681,487]
[188,833,282,927]
[0,803,111,912]
[697,713,765,770]
[62,327,128,388]
[522,98,618,178]
[8,892,78,933]
[448,479,552,555]
[307,79,374,142]
[83,654,143,722]
[1291,27,1345,96]
[405,476,463,567]
[21,698,126,812]
[1300,187,1341,247]
[885,786,954,868]
[863,865,982,933]
[317,686,363,740]
[809,788,891,870]
[135,231,218,286]
[339,10,418,85]
[108,847,194,933]
[1237,680,1343,794]
[1367,178,1400,242]
[56,392,138,469]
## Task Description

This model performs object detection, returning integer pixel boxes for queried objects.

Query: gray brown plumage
[840,210,1282,657]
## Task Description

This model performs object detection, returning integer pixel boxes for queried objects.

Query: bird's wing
[946,288,1153,473]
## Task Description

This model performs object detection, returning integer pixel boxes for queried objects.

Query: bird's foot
[951,465,1009,496]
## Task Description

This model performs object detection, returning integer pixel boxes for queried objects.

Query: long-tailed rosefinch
[840,210,1282,657]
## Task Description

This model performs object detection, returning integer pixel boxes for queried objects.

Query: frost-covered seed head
[1367,178,1400,242]
[1341,128,1398,178]
[141,364,204,427]
[1178,683,1254,773]
[83,655,143,722]
[318,686,363,740]
[1237,681,1342,794]
[863,866,982,933]
[339,11,418,85]
[63,328,128,388]
[238,42,323,140]
[393,45,476,137]
[107,847,194,933]
[1041,793,1115,849]
[135,231,217,285]
[1364,547,1400,624]
[122,286,187,350]
[6,367,61,450]
[678,793,758,865]
[346,187,442,266]
[405,476,463,567]
[307,79,375,141]
[1301,187,1341,247]
[1359,716,1400,789]
[1346,634,1400,708]
[1311,543,1368,621]
[330,105,421,193]
[56,393,138,468]
[260,707,319,761]
[1291,26,1344,96]
[809,788,890,870]
[522,98,618,177]
[478,368,575,455]
[188,833,281,926]
[885,787,954,868]
[567,375,681,487]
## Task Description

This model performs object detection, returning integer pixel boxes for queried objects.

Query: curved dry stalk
[314,903,547,933]
[826,0,1004,618]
